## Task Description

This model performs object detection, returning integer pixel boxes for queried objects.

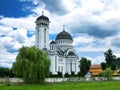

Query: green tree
[101,49,117,70]
[101,62,106,70]
[104,49,116,64]
[12,46,50,84]
[100,68,113,80]
[115,58,120,69]
[79,57,91,77]
[0,67,10,77]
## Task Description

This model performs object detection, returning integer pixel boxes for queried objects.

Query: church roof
[56,30,73,40]
[50,40,56,44]
[36,15,49,21]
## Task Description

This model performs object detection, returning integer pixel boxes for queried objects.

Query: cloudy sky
[0,0,120,68]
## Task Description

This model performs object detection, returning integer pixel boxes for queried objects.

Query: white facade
[35,14,79,76]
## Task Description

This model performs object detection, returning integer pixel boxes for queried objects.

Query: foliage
[64,72,79,77]
[101,62,106,70]
[12,46,50,84]
[101,49,117,70]
[79,57,91,77]
[64,72,69,77]
[100,68,113,80]
[57,72,62,77]
[0,67,9,77]
[104,49,116,63]
[0,67,14,77]
[114,58,120,69]
[71,71,75,75]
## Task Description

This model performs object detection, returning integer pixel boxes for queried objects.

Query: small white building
[35,13,79,75]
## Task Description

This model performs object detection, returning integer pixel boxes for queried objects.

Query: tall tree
[116,58,120,69]
[101,62,106,70]
[79,57,91,76]
[104,49,116,64]
[12,46,50,84]
[101,49,117,70]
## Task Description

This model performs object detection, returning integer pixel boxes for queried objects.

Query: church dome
[36,15,49,21]
[56,30,73,40]
[50,40,56,44]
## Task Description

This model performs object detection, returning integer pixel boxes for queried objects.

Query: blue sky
[0,0,120,68]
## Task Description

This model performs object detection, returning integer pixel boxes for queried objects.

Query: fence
[0,77,120,83]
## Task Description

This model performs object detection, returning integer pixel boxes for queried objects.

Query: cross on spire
[63,25,65,31]
[42,11,44,15]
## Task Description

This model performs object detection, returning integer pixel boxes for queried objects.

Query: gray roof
[56,30,73,40]
[36,15,49,21]
[50,41,56,44]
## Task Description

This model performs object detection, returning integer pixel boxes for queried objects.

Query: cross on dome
[63,25,65,31]
[42,11,44,15]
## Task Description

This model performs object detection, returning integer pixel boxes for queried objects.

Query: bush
[65,72,69,77]
[99,68,113,80]
[57,72,62,77]
[71,71,75,75]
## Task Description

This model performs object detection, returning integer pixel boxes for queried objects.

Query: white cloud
[0,15,36,31]
[0,21,35,68]
[76,46,106,53]
[73,34,95,46]
[85,55,105,65]
[0,45,17,68]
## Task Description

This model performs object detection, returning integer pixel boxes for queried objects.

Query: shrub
[65,72,69,77]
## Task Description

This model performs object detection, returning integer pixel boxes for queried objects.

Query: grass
[0,81,120,90]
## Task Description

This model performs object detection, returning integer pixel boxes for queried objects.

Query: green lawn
[0,81,120,90]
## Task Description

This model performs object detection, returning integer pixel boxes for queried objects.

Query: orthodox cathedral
[35,13,79,75]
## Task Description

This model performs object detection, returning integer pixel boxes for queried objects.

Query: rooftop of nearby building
[90,64,102,68]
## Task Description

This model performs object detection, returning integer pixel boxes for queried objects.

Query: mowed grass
[0,81,120,90]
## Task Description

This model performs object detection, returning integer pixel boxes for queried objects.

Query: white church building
[35,13,79,75]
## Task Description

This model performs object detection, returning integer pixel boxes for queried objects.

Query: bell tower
[35,12,50,50]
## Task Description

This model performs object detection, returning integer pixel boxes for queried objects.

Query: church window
[61,66,63,71]
[55,56,57,72]
[44,45,46,48]
[37,30,39,43]
[70,61,72,72]
[68,52,75,55]
[75,62,76,72]
[58,66,60,72]
[44,29,46,43]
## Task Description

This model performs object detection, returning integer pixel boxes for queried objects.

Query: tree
[0,67,10,77]
[115,58,120,69]
[100,68,113,80]
[12,46,50,84]
[79,57,91,77]
[101,49,117,70]
[104,49,116,64]
[101,62,106,70]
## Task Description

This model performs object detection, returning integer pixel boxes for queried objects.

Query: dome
[36,15,49,21]
[68,52,75,56]
[56,30,73,40]
[50,41,56,44]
